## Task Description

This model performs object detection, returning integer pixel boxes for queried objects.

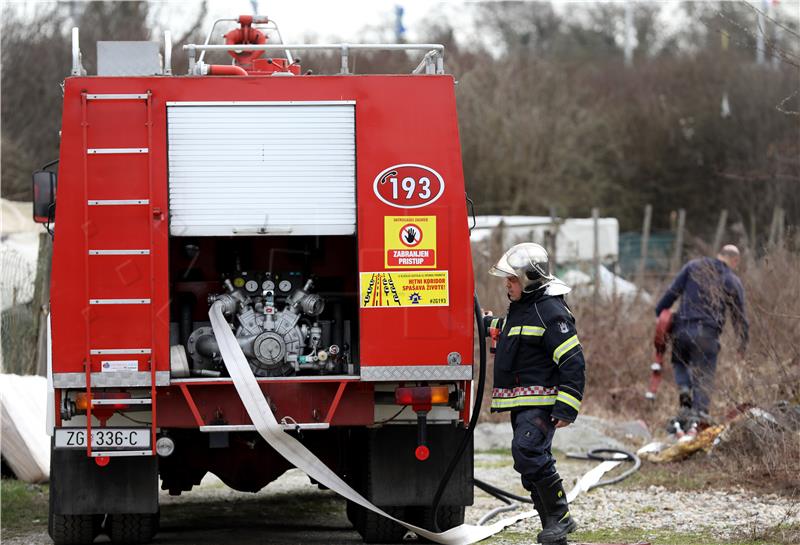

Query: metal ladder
[81,91,157,458]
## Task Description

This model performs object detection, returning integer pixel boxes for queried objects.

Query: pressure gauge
[262,280,275,291]
[245,280,259,293]
[233,277,245,288]
[278,280,292,293]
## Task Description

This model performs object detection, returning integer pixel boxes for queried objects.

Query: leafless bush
[474,229,800,488]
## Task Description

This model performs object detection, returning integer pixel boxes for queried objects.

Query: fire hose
[210,299,533,545]
[210,294,641,543]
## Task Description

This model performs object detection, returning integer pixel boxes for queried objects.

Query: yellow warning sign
[384,216,437,269]
[360,271,449,308]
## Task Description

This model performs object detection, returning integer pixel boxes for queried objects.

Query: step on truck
[34,15,475,545]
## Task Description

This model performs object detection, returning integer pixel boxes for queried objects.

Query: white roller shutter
[167,101,356,236]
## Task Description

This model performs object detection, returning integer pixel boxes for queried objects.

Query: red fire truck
[33,15,476,545]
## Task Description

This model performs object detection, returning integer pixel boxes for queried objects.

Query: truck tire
[346,499,359,528]
[353,505,407,544]
[48,513,98,545]
[407,505,465,540]
[107,512,159,544]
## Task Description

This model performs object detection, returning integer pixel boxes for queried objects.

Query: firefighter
[484,242,585,545]
[655,244,749,423]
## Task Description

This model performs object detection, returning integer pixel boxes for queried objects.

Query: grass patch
[618,458,721,492]
[0,479,49,536]
[487,526,797,545]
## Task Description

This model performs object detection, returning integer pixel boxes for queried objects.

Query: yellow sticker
[360,271,449,308]
[384,216,437,269]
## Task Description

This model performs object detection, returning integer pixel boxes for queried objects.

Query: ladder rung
[91,398,152,406]
[87,148,148,155]
[199,423,330,433]
[86,93,149,100]
[90,348,151,355]
[91,450,153,458]
[89,249,150,256]
[88,199,149,206]
[89,298,151,305]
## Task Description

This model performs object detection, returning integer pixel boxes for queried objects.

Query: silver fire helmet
[489,242,555,293]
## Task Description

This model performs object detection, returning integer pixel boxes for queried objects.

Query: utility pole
[756,1,766,65]
[624,1,635,68]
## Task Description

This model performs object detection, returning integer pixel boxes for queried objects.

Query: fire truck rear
[34,15,475,545]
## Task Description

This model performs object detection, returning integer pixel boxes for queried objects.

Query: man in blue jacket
[656,244,749,421]
[484,243,585,545]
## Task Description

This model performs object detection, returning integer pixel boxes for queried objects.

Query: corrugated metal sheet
[167,103,356,236]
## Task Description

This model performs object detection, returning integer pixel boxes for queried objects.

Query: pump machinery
[35,14,477,545]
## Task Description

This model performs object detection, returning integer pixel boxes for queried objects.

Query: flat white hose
[209,301,537,544]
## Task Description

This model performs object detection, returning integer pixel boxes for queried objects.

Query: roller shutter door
[167,101,356,236]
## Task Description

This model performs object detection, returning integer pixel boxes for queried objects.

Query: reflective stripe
[553,335,580,363]
[556,391,582,412]
[507,325,545,337]
[490,318,500,329]
[491,394,557,409]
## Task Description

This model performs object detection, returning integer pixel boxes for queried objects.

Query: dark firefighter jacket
[484,289,586,422]
[655,257,749,351]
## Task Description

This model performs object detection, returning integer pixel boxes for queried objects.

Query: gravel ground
[469,450,798,542]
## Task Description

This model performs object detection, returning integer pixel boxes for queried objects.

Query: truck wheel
[346,500,359,529]
[353,505,406,543]
[107,512,159,544]
[407,505,465,540]
[48,513,97,545]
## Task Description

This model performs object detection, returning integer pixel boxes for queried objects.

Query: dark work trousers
[510,407,557,491]
[671,322,721,414]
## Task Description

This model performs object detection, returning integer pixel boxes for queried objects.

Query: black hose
[430,293,487,532]
[566,448,642,488]
[474,448,641,526]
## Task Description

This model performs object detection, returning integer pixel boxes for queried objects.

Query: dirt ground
[2,419,798,545]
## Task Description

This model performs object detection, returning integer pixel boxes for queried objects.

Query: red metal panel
[52,75,473,382]
[157,381,374,427]
[86,155,150,200]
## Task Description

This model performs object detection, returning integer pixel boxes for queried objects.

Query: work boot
[530,488,546,529]
[533,473,577,544]
[678,387,692,409]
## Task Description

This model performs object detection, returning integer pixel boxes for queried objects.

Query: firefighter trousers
[671,323,720,414]
[510,407,557,492]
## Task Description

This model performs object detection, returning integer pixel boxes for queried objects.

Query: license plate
[54,428,151,449]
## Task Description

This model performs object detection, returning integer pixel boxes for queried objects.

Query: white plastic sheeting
[470,215,619,263]
[0,374,50,482]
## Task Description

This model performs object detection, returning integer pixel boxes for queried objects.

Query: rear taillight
[394,386,449,411]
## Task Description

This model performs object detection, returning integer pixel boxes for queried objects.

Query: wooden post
[767,206,781,248]
[712,209,728,254]
[670,208,686,274]
[592,207,600,311]
[637,204,652,286]
[546,206,559,269]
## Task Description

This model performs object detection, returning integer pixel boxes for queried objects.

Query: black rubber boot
[678,387,693,409]
[533,473,577,544]
[530,489,546,529]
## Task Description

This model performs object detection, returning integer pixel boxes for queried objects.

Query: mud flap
[50,441,158,515]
